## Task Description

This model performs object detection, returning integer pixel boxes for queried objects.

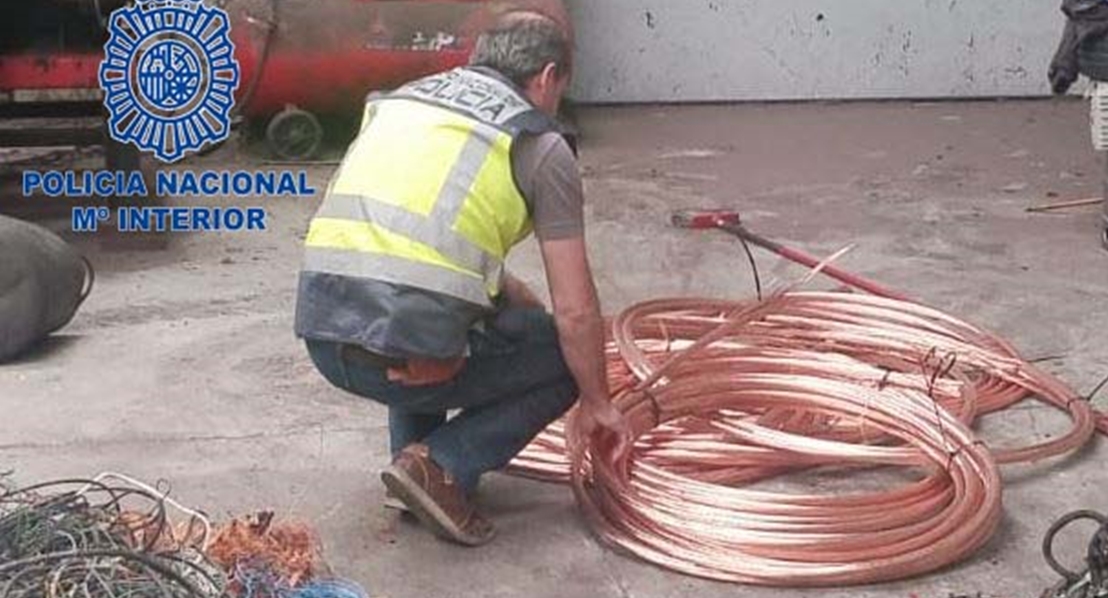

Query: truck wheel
[266,107,323,161]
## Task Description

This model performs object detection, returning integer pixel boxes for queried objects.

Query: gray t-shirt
[512,132,585,240]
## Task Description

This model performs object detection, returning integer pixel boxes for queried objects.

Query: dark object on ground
[1049,0,1108,94]
[0,215,92,362]
[1026,197,1104,212]
[1040,510,1108,598]
[0,475,223,598]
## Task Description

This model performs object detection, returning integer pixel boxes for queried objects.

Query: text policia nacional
[21,169,317,233]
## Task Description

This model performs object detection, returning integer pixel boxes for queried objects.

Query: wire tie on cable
[920,348,959,455]
[877,368,894,391]
[642,387,663,427]
[941,353,959,378]
[945,440,987,473]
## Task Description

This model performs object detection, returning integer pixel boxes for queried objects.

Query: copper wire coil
[506,291,1104,584]
[512,292,1097,480]
[570,347,1002,585]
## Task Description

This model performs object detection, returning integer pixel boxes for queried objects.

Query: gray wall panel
[566,0,1066,102]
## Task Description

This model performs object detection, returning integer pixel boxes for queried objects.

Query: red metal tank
[225,0,572,158]
[230,0,571,119]
[0,0,572,160]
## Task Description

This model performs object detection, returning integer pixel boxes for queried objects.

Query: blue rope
[285,579,369,598]
[231,559,368,598]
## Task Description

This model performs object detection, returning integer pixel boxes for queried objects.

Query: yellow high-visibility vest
[302,67,558,307]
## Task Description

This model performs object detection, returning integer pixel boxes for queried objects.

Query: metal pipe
[721,223,910,301]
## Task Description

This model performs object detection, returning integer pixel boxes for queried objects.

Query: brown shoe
[386,483,481,514]
[380,444,495,546]
[383,489,410,513]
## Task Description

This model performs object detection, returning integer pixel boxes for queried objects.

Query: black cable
[0,478,220,584]
[1042,510,1108,583]
[0,478,224,598]
[736,234,762,301]
[0,550,209,598]
[1085,372,1108,403]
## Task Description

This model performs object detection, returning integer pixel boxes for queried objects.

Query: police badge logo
[99,0,240,163]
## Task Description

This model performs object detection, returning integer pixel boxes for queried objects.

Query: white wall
[566,0,1066,103]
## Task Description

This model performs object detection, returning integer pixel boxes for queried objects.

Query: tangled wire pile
[0,476,224,598]
[0,475,367,598]
[509,291,1106,586]
[208,512,320,598]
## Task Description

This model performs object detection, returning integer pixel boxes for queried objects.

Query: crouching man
[294,11,627,546]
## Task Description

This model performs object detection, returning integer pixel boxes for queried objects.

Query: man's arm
[539,236,628,453]
[516,131,628,452]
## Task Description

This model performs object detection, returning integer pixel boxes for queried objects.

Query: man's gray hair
[469,11,572,88]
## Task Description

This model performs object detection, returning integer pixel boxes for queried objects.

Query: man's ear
[539,62,560,88]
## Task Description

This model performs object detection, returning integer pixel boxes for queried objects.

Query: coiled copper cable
[506,291,1103,585]
[571,351,1002,585]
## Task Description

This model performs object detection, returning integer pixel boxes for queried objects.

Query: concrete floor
[2,98,1106,598]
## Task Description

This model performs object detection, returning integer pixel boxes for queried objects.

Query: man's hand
[576,396,632,459]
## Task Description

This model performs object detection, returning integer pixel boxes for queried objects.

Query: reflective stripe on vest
[303,74,536,307]
[303,245,491,307]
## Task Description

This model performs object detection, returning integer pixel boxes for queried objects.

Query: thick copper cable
[511,292,1099,480]
[571,344,1001,584]
[505,291,1102,585]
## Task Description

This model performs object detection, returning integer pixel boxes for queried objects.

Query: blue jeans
[305,307,578,493]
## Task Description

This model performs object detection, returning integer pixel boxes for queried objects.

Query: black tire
[265,107,324,161]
